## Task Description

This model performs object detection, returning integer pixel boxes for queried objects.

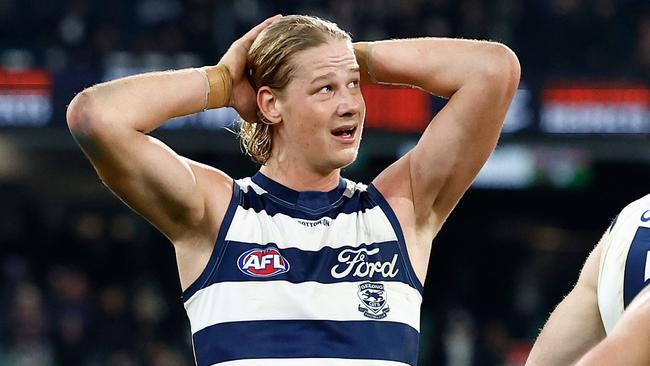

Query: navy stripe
[182,182,241,301]
[208,241,413,286]
[240,184,378,219]
[367,184,424,294]
[623,226,650,308]
[193,320,419,366]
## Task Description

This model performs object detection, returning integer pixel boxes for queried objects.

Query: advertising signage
[0,68,52,127]
[1,70,649,137]
[540,82,650,134]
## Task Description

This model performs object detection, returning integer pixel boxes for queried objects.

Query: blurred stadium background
[1,0,649,365]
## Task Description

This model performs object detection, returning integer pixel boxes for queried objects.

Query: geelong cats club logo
[358,282,390,319]
[237,248,290,277]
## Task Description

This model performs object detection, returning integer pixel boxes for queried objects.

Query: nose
[336,87,362,117]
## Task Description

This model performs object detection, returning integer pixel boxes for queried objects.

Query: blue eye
[319,85,333,94]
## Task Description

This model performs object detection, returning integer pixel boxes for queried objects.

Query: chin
[330,149,358,170]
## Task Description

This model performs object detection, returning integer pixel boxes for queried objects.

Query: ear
[257,86,282,123]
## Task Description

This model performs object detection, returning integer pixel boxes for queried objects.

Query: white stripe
[184,280,422,334]
[225,206,397,251]
[213,358,411,366]
[237,178,267,195]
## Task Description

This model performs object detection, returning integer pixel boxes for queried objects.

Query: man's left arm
[366,38,520,237]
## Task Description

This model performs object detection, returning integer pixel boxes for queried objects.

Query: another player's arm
[525,231,609,366]
[365,39,520,268]
[575,286,650,366]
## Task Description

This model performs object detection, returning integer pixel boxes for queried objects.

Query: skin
[525,231,608,366]
[66,15,520,291]
[575,285,650,366]
[257,40,365,188]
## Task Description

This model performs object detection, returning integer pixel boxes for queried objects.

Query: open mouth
[331,125,357,139]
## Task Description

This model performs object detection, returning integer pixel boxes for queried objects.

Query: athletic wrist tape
[353,42,377,84]
[202,64,233,110]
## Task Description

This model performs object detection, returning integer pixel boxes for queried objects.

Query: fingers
[239,14,283,48]
[250,14,283,36]
[220,14,282,74]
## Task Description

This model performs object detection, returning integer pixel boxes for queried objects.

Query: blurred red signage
[0,68,52,126]
[361,85,431,132]
[0,68,51,92]
[540,81,650,133]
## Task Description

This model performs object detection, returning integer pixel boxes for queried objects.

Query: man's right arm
[66,69,231,243]
[525,231,609,366]
[67,15,281,246]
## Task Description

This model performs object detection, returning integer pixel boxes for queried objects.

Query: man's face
[272,39,366,174]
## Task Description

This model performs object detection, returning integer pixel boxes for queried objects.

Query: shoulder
[182,158,234,231]
[597,193,650,333]
[186,158,234,192]
[599,193,650,275]
[611,193,650,230]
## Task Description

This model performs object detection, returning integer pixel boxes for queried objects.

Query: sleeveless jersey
[181,172,424,366]
[597,193,650,334]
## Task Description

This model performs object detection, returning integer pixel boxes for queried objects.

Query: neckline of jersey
[251,172,348,210]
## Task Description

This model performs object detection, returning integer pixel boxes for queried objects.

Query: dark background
[0,0,649,365]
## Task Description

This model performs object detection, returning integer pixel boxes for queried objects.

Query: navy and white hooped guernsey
[182,172,424,366]
[598,193,650,334]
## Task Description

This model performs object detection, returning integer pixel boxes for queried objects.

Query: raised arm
[66,16,280,288]
[364,38,520,278]
[369,38,519,226]
[525,231,608,366]
[66,68,220,239]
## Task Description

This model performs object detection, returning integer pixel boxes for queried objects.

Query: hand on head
[219,15,282,121]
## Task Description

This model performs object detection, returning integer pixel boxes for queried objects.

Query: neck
[259,158,341,192]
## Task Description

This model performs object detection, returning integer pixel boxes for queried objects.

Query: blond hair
[239,15,351,164]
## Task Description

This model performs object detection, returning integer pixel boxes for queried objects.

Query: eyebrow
[309,67,361,85]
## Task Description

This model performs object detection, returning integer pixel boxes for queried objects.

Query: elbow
[66,87,105,136]
[478,42,521,95]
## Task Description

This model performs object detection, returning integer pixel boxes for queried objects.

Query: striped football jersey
[598,193,650,334]
[182,172,424,366]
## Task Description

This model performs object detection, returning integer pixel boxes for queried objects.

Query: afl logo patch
[237,248,290,277]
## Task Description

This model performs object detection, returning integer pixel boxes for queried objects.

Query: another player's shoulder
[611,193,650,231]
[621,193,650,215]
[603,192,650,255]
